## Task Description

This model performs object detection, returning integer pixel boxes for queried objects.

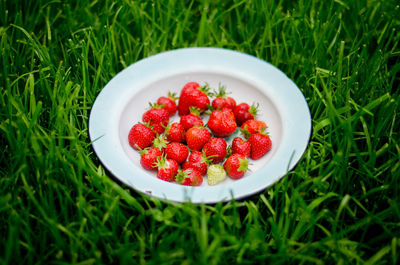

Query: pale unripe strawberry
[207,164,227,185]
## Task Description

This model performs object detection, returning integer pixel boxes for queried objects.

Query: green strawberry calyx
[211,83,231,99]
[168,91,179,101]
[237,156,249,173]
[139,147,149,155]
[206,103,214,112]
[152,134,169,150]
[175,169,191,184]
[148,102,164,109]
[249,102,259,117]
[240,124,252,139]
[257,128,270,136]
[164,122,172,135]
[138,121,154,129]
[225,145,232,158]
[153,154,167,170]
[199,83,212,96]
[189,106,202,117]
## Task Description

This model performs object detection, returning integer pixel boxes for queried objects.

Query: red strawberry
[207,108,237,137]
[165,122,186,143]
[211,97,225,111]
[182,151,210,176]
[240,119,267,138]
[248,132,272,160]
[223,153,249,179]
[211,85,236,111]
[185,126,211,151]
[140,147,163,170]
[176,168,203,186]
[180,107,204,131]
[234,103,258,126]
[154,156,179,182]
[178,82,210,116]
[165,142,189,164]
[142,103,170,135]
[181,81,199,94]
[157,92,178,116]
[224,97,237,111]
[231,137,251,158]
[128,123,155,150]
[202,137,227,164]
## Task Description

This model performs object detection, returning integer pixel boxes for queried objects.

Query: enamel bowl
[89,47,311,203]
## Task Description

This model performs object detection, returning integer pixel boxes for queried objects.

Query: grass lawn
[1,0,400,264]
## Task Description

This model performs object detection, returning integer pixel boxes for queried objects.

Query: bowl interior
[118,71,283,186]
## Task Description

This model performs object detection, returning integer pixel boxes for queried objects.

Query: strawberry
[182,151,210,176]
[154,155,179,182]
[181,81,199,94]
[202,137,227,164]
[128,123,155,150]
[142,103,170,135]
[207,108,237,137]
[151,134,169,152]
[223,153,249,179]
[207,164,227,185]
[211,85,236,111]
[180,107,204,131]
[231,137,251,158]
[140,147,163,170]
[178,82,210,116]
[165,122,186,143]
[176,168,203,186]
[211,97,225,111]
[157,92,178,116]
[234,102,258,126]
[185,126,211,151]
[224,97,237,111]
[165,142,189,164]
[240,119,267,138]
[248,132,272,160]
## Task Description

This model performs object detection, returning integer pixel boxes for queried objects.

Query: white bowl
[89,47,311,203]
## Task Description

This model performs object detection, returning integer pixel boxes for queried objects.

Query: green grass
[1,0,400,264]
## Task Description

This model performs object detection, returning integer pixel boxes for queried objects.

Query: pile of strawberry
[128,82,272,186]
